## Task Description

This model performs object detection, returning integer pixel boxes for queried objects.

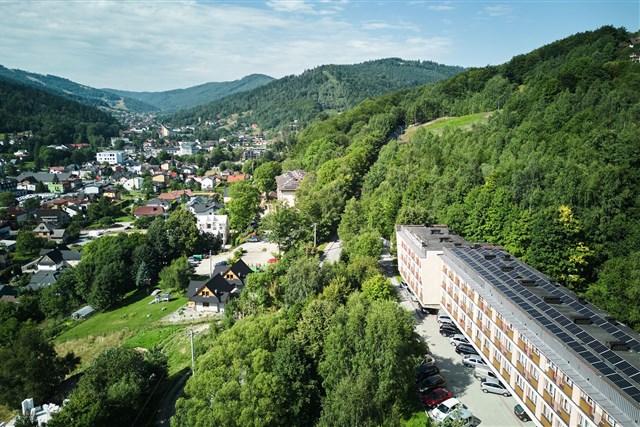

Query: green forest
[0,80,121,169]
[284,26,640,330]
[169,58,466,130]
[106,74,275,112]
[0,65,157,113]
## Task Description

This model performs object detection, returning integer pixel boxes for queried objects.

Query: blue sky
[1,1,638,91]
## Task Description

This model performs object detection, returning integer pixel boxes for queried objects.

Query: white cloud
[266,0,315,13]
[428,3,454,12]
[0,0,453,91]
[484,5,512,17]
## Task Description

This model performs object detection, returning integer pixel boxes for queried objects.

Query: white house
[122,177,144,191]
[96,151,124,165]
[187,200,228,245]
[179,141,197,156]
[275,169,306,206]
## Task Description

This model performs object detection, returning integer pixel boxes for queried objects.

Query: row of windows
[443,269,618,427]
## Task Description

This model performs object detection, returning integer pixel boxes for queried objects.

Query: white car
[437,314,454,326]
[449,334,469,347]
[481,378,512,396]
[463,354,487,367]
[429,397,473,423]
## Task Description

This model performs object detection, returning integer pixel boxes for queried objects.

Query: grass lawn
[114,215,135,222]
[56,292,187,342]
[401,112,492,142]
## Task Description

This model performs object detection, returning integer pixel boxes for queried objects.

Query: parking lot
[192,241,279,276]
[395,282,526,427]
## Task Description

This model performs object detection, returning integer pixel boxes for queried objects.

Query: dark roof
[230,259,252,279]
[26,271,58,290]
[39,249,65,265]
[39,248,81,261]
[185,273,235,299]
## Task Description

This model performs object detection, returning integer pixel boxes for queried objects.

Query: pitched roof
[185,273,235,303]
[230,259,252,279]
[157,189,193,200]
[27,271,58,290]
[134,206,165,216]
[276,169,306,191]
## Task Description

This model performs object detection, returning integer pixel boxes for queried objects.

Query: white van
[474,365,498,381]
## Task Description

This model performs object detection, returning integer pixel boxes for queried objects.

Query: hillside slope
[289,25,640,329]
[105,74,274,112]
[168,58,466,129]
[0,65,158,113]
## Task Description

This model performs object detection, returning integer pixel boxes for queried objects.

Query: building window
[545,380,555,398]
[505,364,512,374]
[494,350,502,363]
[497,329,503,341]
[518,351,526,365]
[527,387,537,403]
[516,374,525,390]
[562,398,571,414]
[202,302,209,307]
[532,368,539,380]
[507,341,513,352]
[543,405,553,421]
[565,377,573,388]
[483,338,489,349]
[578,414,591,427]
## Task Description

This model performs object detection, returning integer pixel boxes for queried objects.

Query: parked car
[421,388,453,409]
[449,334,469,347]
[417,374,446,393]
[474,365,498,381]
[420,354,436,367]
[514,404,532,422]
[429,398,473,424]
[455,343,479,356]
[439,324,461,337]
[214,260,228,266]
[417,365,440,381]
[463,354,487,367]
[480,378,511,396]
[437,314,453,324]
[246,236,259,242]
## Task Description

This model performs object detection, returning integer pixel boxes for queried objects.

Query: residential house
[96,151,124,165]
[0,178,20,195]
[226,173,247,184]
[122,177,144,191]
[187,199,228,244]
[83,183,103,196]
[195,175,217,189]
[32,222,68,244]
[152,173,170,187]
[34,209,70,226]
[157,189,193,201]
[134,205,166,218]
[102,185,120,200]
[146,198,173,211]
[275,169,307,206]
[185,259,252,312]
[4,206,28,224]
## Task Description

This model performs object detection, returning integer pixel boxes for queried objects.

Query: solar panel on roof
[607,373,627,386]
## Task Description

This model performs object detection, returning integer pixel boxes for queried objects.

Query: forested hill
[0,80,120,148]
[0,65,158,113]
[105,74,275,112]
[168,58,466,129]
[288,26,640,329]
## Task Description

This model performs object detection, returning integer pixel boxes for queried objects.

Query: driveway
[387,268,526,426]
[192,241,279,276]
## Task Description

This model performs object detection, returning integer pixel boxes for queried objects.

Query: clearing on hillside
[400,112,492,142]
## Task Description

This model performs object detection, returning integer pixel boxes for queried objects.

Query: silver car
[480,378,511,396]
[449,334,469,347]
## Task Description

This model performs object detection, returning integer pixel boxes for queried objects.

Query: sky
[0,0,638,92]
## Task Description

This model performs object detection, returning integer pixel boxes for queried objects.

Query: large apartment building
[397,225,640,427]
[396,225,466,310]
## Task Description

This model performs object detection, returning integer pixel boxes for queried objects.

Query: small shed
[71,305,95,320]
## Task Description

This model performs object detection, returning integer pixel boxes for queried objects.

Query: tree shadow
[430,353,476,398]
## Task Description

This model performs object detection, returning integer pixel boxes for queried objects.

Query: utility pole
[189,326,195,375]
[313,223,317,247]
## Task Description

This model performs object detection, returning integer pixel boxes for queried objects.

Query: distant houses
[275,169,306,206]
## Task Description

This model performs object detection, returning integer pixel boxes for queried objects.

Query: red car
[421,388,453,409]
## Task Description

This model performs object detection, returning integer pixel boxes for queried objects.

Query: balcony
[493,358,501,370]
[543,390,553,406]
[454,294,459,304]
[529,376,539,392]
[562,382,573,398]
[559,408,571,425]
[475,337,482,347]
[501,368,511,384]
[525,396,537,414]
[506,328,514,340]
[496,317,503,329]
[483,346,490,357]
[518,339,526,352]
[531,351,540,365]
[599,417,614,427]
[515,384,525,399]
[579,398,594,417]
[541,414,552,427]
[516,361,525,376]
